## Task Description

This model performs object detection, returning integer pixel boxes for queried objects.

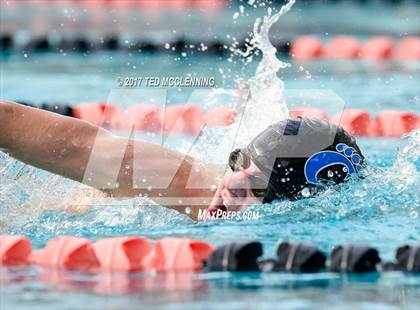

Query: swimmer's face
[208,160,267,213]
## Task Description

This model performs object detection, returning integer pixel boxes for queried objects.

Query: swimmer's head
[230,117,366,203]
[209,117,366,213]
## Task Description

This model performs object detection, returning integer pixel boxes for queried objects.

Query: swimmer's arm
[0,100,98,181]
[0,101,221,220]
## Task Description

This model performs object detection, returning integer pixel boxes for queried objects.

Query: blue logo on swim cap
[304,143,363,185]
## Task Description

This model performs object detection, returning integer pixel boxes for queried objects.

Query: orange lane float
[2,235,214,273]
[0,235,32,266]
[359,37,395,60]
[331,109,372,136]
[203,106,237,127]
[93,237,151,272]
[194,0,225,10]
[163,105,204,135]
[138,0,191,8]
[124,104,163,132]
[72,102,123,129]
[323,36,361,59]
[290,107,329,121]
[147,237,214,272]
[69,103,418,137]
[137,0,224,9]
[290,36,324,61]
[32,236,100,272]
[290,36,420,61]
[373,111,419,137]
[395,37,420,60]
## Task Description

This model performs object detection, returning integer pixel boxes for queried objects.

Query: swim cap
[230,117,365,202]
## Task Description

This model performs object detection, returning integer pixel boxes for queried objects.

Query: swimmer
[0,100,365,220]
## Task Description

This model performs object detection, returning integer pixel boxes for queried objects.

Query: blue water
[1,3,420,309]
[1,51,419,308]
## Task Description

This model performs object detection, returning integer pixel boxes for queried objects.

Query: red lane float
[360,37,394,60]
[138,0,191,9]
[331,109,372,136]
[124,104,163,132]
[194,0,225,9]
[70,103,418,137]
[2,235,215,273]
[290,107,329,120]
[93,237,151,272]
[395,37,420,60]
[204,106,237,127]
[163,105,204,135]
[72,102,123,129]
[291,36,324,61]
[137,0,224,9]
[323,36,361,59]
[33,236,100,272]
[149,238,214,271]
[0,235,32,266]
[290,36,420,61]
[373,111,419,137]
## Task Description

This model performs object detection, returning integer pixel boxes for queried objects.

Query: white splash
[386,128,420,191]
[1,0,299,229]
[234,0,296,145]
[186,0,297,163]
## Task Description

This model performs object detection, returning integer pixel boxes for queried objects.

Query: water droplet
[301,187,311,197]
[410,211,418,219]
[379,204,389,212]
[327,170,334,178]
[185,207,191,214]
[354,190,367,198]
[281,178,286,183]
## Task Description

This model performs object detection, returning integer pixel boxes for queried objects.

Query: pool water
[1,1,420,308]
[1,49,419,308]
